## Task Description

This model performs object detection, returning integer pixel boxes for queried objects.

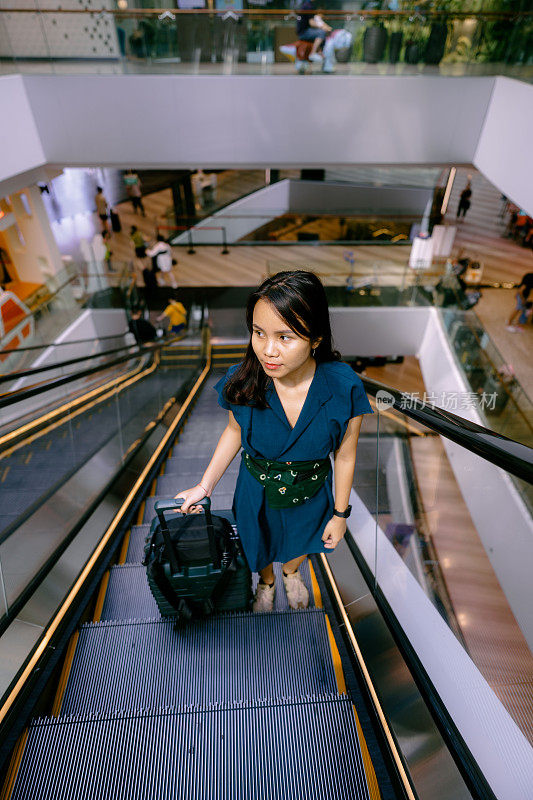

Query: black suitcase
[143,498,252,624]
[110,208,122,233]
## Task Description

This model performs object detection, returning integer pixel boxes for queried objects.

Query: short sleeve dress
[214,360,373,572]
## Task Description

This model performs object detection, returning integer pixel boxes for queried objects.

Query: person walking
[157,295,187,335]
[506,271,533,332]
[95,186,110,233]
[130,225,147,259]
[176,270,373,612]
[147,234,178,289]
[456,178,472,220]
[125,171,146,216]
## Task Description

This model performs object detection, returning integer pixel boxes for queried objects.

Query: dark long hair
[224,270,341,408]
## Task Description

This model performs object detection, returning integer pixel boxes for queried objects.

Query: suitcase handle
[154,498,219,573]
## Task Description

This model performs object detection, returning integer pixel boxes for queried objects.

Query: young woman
[177,270,373,611]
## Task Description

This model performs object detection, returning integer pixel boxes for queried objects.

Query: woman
[177,271,373,611]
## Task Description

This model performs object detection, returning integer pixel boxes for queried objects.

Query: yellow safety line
[308,560,323,609]
[0,336,211,728]
[353,708,382,800]
[51,631,80,717]
[319,554,416,800]
[325,615,346,693]
[93,572,111,622]
[118,533,131,565]
[0,730,28,800]
[324,598,381,799]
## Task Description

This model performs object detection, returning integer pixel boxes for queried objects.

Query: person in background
[157,295,187,335]
[102,230,113,272]
[456,177,472,220]
[125,171,146,216]
[296,0,331,63]
[128,307,158,344]
[95,186,110,234]
[147,234,178,289]
[130,225,147,259]
[506,271,533,333]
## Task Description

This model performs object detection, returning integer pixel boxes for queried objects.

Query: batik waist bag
[143,497,252,625]
[242,452,331,509]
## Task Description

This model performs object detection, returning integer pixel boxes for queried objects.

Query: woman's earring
[312,347,316,357]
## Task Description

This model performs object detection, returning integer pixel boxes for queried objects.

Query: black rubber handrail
[360,375,533,484]
[0,342,140,386]
[0,330,130,356]
[0,335,182,411]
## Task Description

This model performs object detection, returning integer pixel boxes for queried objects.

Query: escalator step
[127,524,151,562]
[163,456,240,476]
[12,695,370,800]
[156,473,237,498]
[100,560,315,620]
[60,609,336,715]
[163,442,224,458]
[143,495,235,524]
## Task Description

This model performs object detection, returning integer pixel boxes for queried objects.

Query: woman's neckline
[271,360,319,430]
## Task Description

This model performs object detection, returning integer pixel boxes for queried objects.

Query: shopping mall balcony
[0,4,532,800]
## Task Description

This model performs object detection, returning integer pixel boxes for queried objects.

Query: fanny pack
[242,451,330,509]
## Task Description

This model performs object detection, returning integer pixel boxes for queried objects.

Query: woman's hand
[321,517,347,550]
[174,484,208,514]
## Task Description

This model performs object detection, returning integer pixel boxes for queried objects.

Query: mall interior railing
[0,8,531,77]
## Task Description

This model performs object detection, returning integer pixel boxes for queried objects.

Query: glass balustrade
[0,8,531,78]
[331,389,533,795]
[0,325,205,624]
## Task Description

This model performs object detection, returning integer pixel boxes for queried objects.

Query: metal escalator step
[12,695,370,800]
[165,442,223,458]
[101,560,314,620]
[61,609,336,715]
[163,456,239,476]
[127,524,151,562]
[156,473,237,497]
[101,564,159,620]
[143,495,235,524]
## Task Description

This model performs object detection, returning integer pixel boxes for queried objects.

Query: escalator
[1,370,399,800]
[0,327,213,636]
[1,340,532,799]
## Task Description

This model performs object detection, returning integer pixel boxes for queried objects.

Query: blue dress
[214,360,374,572]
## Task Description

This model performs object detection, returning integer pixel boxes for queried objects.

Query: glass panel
[0,10,531,79]
[0,328,203,620]
[365,398,533,751]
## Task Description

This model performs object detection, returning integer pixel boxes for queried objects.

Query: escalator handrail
[0,330,130,356]
[360,375,533,483]
[0,342,141,386]
[0,335,181,411]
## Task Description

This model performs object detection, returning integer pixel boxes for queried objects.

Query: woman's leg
[282,554,307,575]
[259,563,275,585]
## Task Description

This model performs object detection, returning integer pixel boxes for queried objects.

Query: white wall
[172,180,290,245]
[1,73,532,215]
[288,181,430,215]
[20,75,493,169]
[474,77,533,216]
[330,306,430,357]
[0,76,45,185]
